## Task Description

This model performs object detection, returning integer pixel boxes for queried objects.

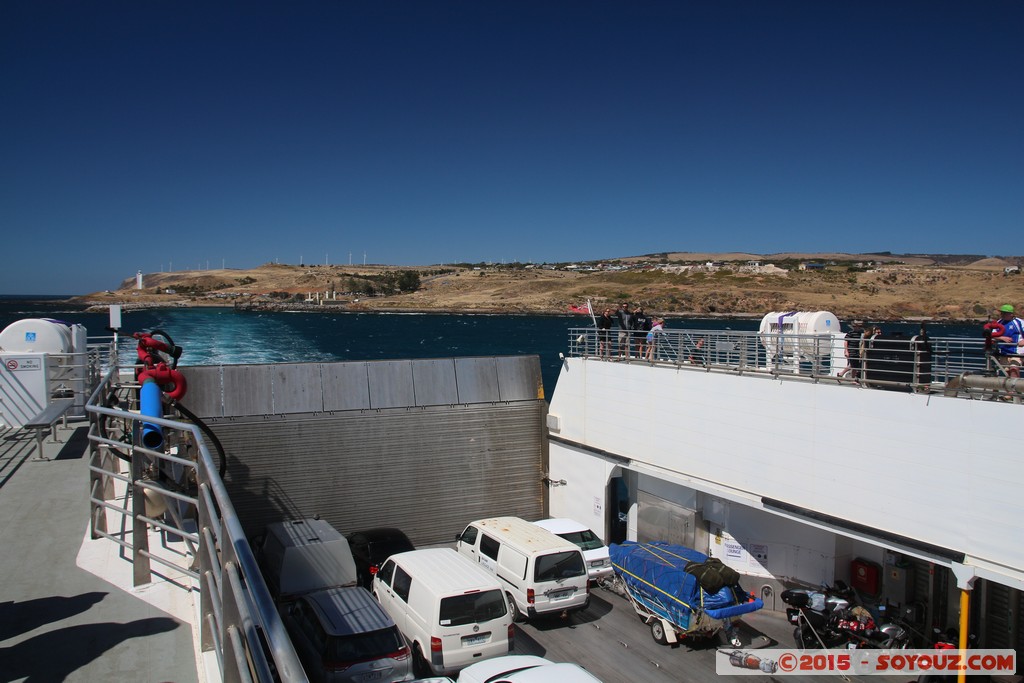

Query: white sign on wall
[4,358,42,372]
[749,543,768,566]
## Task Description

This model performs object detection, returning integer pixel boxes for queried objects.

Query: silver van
[254,518,358,601]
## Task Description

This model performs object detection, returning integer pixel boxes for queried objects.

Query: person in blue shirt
[993,304,1024,378]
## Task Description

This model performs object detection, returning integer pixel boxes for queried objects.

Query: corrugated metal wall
[179,356,547,545]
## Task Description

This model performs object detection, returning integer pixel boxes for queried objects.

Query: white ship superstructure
[546,315,1023,651]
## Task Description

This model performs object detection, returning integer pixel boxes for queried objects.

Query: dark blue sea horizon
[0,297,985,399]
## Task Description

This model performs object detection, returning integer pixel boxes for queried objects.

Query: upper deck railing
[567,327,1022,401]
[85,360,308,683]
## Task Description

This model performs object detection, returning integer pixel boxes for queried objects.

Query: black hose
[174,401,227,478]
[148,328,182,369]
[97,392,132,464]
[150,328,175,350]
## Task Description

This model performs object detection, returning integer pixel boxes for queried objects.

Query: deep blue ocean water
[0,296,982,399]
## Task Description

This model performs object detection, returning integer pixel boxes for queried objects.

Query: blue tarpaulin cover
[609,541,764,626]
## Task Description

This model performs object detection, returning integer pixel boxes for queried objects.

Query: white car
[457,655,602,683]
[532,518,612,583]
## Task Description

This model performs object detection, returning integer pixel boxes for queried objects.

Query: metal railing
[569,327,1021,400]
[85,362,308,683]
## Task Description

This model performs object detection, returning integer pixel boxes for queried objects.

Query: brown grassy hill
[77,253,1023,321]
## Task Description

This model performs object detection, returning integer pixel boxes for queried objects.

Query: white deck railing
[568,328,1021,401]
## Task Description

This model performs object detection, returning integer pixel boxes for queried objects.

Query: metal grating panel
[222,365,277,415]
[983,581,1014,650]
[454,357,500,403]
[185,357,536,418]
[322,363,371,411]
[179,366,224,417]
[181,357,546,545]
[495,356,543,401]
[213,402,546,546]
[270,363,324,414]
[366,361,416,409]
[411,358,459,406]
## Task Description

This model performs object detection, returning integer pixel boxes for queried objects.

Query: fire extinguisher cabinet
[851,558,882,596]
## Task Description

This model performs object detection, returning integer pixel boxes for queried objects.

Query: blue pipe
[140,378,164,449]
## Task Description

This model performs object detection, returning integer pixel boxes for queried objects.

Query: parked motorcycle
[781,582,854,648]
[781,582,914,649]
[836,606,914,649]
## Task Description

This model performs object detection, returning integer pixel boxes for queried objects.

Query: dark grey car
[280,586,413,683]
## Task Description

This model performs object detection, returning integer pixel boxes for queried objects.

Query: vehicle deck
[511,587,912,683]
[0,420,934,683]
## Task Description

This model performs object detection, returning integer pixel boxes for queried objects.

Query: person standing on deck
[632,305,650,358]
[993,304,1024,378]
[645,318,664,361]
[839,320,865,379]
[615,302,632,358]
[597,308,614,358]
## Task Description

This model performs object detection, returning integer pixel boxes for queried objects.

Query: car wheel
[507,592,523,623]
[412,643,430,678]
[650,619,668,645]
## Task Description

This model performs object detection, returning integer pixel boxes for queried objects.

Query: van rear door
[532,550,588,613]
[436,588,511,670]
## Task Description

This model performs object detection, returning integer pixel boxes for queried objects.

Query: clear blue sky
[2,1,1021,294]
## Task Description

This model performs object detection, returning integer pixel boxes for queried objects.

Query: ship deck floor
[0,421,201,683]
[512,587,911,683]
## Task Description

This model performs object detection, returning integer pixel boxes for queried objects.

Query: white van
[372,548,513,678]
[254,518,358,601]
[455,517,590,621]
[532,518,613,585]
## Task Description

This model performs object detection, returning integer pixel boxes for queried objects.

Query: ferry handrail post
[129,425,152,586]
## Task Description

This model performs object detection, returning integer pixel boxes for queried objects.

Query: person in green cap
[993,304,1024,378]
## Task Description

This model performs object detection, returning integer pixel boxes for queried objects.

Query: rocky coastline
[59,254,1021,323]
[62,296,991,324]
